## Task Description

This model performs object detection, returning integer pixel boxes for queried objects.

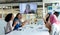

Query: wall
[0,2,42,7]
[43,0,60,3]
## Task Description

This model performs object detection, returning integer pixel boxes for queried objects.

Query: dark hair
[15,13,21,19]
[26,4,30,9]
[5,13,13,22]
[54,12,59,17]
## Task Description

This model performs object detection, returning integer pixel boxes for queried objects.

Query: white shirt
[5,20,13,33]
[9,20,14,30]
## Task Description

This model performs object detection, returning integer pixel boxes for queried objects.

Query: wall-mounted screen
[19,3,37,14]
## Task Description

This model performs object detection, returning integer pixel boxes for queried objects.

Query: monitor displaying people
[19,3,37,14]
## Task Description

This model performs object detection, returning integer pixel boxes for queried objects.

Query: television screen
[19,3,37,14]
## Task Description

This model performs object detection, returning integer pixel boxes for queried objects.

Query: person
[24,4,35,14]
[5,13,14,34]
[12,13,28,30]
[44,12,52,32]
[50,11,60,35]
[50,11,60,24]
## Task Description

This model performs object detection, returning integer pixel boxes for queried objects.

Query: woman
[50,11,60,35]
[24,4,31,14]
[12,13,27,30]
[5,13,14,34]
[24,4,34,14]
[44,12,52,32]
[50,12,60,24]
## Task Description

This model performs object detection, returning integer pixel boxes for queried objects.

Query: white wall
[0,2,42,7]
[43,0,60,3]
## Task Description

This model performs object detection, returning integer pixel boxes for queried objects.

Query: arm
[21,20,29,27]
[9,23,12,31]
[22,21,27,27]
[24,10,26,14]
[12,20,18,28]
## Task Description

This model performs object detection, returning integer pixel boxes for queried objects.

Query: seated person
[50,11,60,35]
[44,12,52,32]
[5,13,14,34]
[50,12,60,24]
[12,13,28,30]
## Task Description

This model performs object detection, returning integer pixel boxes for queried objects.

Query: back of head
[54,11,59,17]
[5,13,13,22]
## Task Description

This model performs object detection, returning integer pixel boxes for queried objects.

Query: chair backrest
[0,18,7,35]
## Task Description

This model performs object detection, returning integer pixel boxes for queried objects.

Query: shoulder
[50,14,54,18]
[14,18,18,22]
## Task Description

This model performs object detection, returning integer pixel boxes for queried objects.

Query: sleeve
[12,18,18,26]
[50,15,54,24]
[53,15,58,22]
[50,14,58,24]
[9,23,12,31]
[14,18,18,22]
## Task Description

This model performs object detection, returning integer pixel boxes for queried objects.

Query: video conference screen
[19,3,37,14]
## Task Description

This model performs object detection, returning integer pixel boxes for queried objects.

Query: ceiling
[0,0,42,4]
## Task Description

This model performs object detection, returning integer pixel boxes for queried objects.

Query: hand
[24,20,30,23]
[22,20,30,27]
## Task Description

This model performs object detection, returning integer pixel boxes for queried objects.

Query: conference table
[6,19,50,35]
[6,24,50,35]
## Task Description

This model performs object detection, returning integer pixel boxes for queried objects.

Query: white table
[6,25,49,35]
[6,30,49,35]
[6,19,49,35]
